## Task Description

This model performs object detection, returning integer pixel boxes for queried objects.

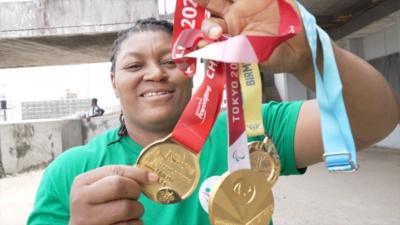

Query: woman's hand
[69,165,158,225]
[197,0,312,74]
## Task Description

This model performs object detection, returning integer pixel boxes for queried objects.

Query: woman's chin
[144,114,178,130]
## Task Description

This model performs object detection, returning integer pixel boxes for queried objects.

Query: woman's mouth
[142,91,172,98]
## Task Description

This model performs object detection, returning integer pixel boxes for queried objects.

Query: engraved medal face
[249,137,281,186]
[136,136,200,204]
[208,169,274,225]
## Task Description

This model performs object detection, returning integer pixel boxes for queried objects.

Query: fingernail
[209,26,221,39]
[148,172,159,182]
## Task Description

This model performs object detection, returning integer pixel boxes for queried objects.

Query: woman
[28,1,399,225]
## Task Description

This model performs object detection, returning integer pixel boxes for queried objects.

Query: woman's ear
[111,72,119,98]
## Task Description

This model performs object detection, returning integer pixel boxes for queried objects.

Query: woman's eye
[125,64,142,71]
[162,60,177,68]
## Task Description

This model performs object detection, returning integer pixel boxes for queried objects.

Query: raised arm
[291,42,399,168]
[197,0,400,168]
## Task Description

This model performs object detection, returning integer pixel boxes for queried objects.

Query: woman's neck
[125,122,172,147]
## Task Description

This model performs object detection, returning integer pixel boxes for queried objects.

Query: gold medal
[249,136,281,186]
[208,169,274,225]
[136,135,200,204]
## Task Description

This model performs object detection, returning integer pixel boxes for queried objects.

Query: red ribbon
[170,0,301,153]
[172,61,225,153]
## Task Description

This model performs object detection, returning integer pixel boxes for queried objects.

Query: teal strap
[296,2,358,172]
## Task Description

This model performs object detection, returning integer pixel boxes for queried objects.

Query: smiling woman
[110,19,192,146]
[112,31,193,146]
[27,6,399,224]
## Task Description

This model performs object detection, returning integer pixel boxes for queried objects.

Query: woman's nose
[143,63,166,81]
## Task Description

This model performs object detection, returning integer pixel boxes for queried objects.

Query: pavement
[0,147,399,225]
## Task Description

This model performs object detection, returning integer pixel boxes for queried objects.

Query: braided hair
[108,18,173,146]
[110,18,173,73]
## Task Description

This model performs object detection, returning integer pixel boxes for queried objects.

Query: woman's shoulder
[85,127,120,148]
[45,128,120,179]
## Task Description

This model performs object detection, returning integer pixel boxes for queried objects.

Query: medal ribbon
[188,0,300,214]
[171,0,302,158]
[171,0,301,153]
[226,63,251,171]
[172,0,208,77]
[239,64,265,137]
[297,2,357,172]
[173,0,302,68]
[172,60,225,153]
[171,0,225,153]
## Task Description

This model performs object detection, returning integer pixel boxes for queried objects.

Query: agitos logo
[232,150,246,162]
[247,123,260,131]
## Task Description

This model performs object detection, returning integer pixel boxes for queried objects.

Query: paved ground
[0,147,399,225]
[273,147,400,225]
[0,170,43,225]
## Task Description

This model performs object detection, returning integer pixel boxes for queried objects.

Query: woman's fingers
[112,219,144,225]
[201,17,226,39]
[69,165,157,225]
[84,175,142,203]
[196,0,232,17]
[96,199,145,224]
[73,165,158,186]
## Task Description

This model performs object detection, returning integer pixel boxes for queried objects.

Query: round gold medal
[249,136,281,186]
[208,169,274,225]
[136,135,200,204]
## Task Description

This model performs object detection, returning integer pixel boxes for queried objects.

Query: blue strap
[296,3,358,172]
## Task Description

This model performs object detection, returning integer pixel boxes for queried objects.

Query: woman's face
[111,30,192,134]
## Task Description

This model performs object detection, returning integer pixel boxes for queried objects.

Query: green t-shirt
[28,101,304,225]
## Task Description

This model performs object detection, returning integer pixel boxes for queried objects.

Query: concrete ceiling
[0,0,399,69]
[299,0,399,39]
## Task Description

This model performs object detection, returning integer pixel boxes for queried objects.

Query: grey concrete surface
[0,147,399,225]
[81,114,119,144]
[0,115,119,176]
[273,147,400,225]
[0,0,158,38]
[0,119,82,176]
[0,0,158,68]
[0,170,42,225]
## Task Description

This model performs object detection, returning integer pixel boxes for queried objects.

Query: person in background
[28,1,399,224]
[88,98,105,118]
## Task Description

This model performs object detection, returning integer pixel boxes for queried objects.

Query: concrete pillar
[274,73,308,101]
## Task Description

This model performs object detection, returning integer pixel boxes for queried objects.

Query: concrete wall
[82,114,119,144]
[274,73,308,101]
[362,22,400,60]
[0,119,82,177]
[0,114,120,177]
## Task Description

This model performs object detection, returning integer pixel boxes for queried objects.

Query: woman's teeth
[143,92,169,97]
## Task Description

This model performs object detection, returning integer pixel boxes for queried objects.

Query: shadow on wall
[0,114,119,177]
